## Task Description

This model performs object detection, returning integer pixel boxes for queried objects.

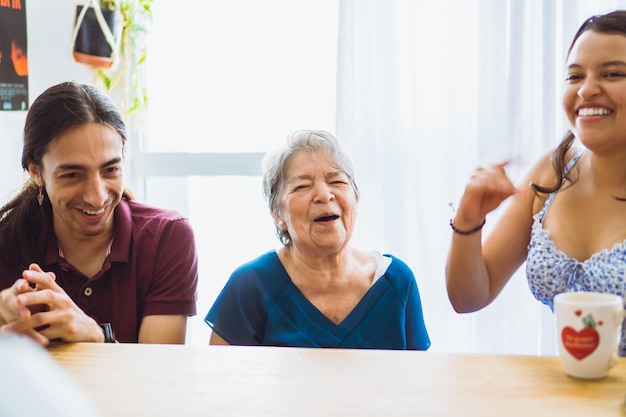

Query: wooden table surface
[48,343,626,417]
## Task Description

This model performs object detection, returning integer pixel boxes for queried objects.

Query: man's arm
[138,315,188,344]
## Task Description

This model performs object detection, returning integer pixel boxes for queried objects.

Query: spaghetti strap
[535,151,583,222]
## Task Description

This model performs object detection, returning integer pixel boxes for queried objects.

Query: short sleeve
[143,218,198,316]
[387,255,430,350]
[205,262,269,345]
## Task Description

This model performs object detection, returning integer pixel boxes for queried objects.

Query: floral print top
[526,151,626,356]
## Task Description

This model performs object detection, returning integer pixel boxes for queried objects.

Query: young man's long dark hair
[0,81,134,273]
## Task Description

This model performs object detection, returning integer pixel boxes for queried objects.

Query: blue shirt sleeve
[204,258,271,345]
[385,255,430,350]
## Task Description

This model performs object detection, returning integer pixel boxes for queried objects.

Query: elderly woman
[205,130,430,349]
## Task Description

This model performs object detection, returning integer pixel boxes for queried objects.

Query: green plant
[95,0,153,116]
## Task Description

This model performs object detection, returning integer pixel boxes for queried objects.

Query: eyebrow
[567,60,626,70]
[288,171,345,182]
[325,171,346,180]
[55,157,123,171]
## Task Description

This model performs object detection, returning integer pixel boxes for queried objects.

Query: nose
[313,182,335,203]
[83,175,108,207]
[577,77,601,99]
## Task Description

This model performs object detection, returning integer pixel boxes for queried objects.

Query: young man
[0,81,198,345]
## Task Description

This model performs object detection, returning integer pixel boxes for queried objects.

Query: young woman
[446,10,626,356]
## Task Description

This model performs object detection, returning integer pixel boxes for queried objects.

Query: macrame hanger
[70,0,122,65]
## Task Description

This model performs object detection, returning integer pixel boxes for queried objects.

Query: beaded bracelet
[449,218,486,235]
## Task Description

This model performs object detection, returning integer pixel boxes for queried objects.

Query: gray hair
[261,130,360,246]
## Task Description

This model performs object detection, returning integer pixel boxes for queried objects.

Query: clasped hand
[0,263,103,346]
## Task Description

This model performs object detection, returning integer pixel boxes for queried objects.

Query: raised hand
[453,162,520,229]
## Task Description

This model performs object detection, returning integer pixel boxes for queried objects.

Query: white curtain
[336,0,626,354]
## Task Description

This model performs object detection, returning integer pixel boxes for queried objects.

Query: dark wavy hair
[0,81,133,271]
[532,10,626,195]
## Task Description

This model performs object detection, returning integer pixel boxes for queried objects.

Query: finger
[35,310,103,343]
[0,323,51,347]
[22,269,58,291]
[28,263,57,281]
[14,279,34,293]
[29,331,51,347]
[5,278,35,294]
[15,288,59,309]
[0,280,35,321]
[494,160,511,169]
[8,307,90,344]
[2,308,54,333]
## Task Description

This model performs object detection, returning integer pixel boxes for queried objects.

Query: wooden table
[48,343,626,417]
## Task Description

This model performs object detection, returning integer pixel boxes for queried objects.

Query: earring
[37,186,44,206]
[278,220,285,228]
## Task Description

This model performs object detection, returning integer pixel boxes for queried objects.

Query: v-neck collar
[272,252,389,329]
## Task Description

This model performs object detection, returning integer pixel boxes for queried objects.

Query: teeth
[83,208,105,215]
[578,107,611,116]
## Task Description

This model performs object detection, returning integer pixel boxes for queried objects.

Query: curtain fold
[337,0,626,354]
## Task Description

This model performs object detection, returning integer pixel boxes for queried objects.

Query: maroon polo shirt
[0,199,198,342]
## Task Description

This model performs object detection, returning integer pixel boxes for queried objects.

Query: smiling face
[562,31,626,153]
[29,122,125,241]
[277,149,358,256]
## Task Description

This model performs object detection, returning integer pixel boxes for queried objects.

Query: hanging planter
[71,0,122,69]
[69,0,153,116]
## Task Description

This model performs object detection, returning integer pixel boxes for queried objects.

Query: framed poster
[0,0,28,111]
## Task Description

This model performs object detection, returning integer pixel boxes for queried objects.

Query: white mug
[554,291,624,380]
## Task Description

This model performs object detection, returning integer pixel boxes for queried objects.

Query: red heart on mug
[561,326,599,360]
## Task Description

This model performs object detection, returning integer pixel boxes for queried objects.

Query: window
[138,1,338,345]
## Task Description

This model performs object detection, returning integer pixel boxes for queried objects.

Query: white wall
[0,0,93,202]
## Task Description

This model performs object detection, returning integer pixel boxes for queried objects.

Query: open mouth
[315,214,340,222]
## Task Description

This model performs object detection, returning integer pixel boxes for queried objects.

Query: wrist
[98,322,116,343]
[450,217,486,235]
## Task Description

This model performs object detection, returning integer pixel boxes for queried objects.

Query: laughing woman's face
[278,149,358,256]
[562,31,626,154]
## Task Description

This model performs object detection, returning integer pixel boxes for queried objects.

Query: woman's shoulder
[232,250,281,275]
[363,250,415,282]
[381,254,413,276]
[525,146,583,187]
[228,250,290,293]
[520,146,582,214]
[525,148,558,187]
[371,253,420,302]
